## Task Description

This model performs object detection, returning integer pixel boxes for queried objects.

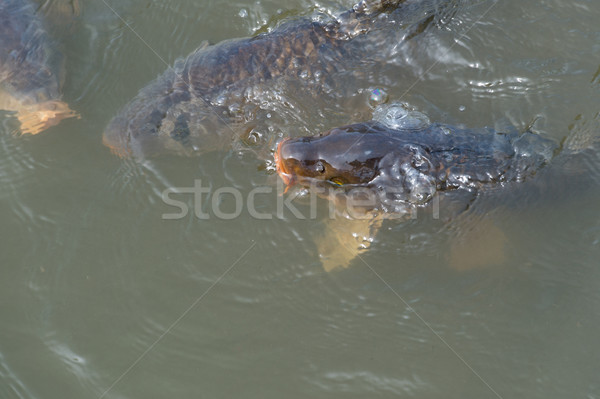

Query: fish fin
[36,0,81,35]
[71,0,82,17]
[197,40,211,51]
[37,0,81,17]
[564,111,600,152]
[316,213,383,272]
[448,218,506,271]
[16,100,79,135]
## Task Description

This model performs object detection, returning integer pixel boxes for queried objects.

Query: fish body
[274,110,597,271]
[275,116,558,213]
[102,0,441,157]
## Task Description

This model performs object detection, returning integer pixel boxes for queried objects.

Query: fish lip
[102,127,131,158]
[102,115,133,158]
[275,139,294,187]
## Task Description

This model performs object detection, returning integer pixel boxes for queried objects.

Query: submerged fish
[274,104,598,270]
[0,0,78,135]
[102,0,440,157]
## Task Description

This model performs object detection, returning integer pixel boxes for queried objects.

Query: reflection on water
[1,0,600,398]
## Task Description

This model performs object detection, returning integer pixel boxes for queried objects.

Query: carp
[102,0,440,157]
[0,0,79,135]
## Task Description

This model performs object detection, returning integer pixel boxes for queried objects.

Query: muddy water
[1,0,600,398]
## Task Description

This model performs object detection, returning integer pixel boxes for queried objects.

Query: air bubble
[368,88,388,107]
[373,103,430,130]
[213,94,227,106]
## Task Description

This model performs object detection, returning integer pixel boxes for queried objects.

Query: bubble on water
[411,152,430,172]
[238,9,248,18]
[403,164,436,204]
[213,94,227,107]
[264,159,277,173]
[243,128,263,146]
[368,88,388,108]
[228,102,241,114]
[297,188,311,198]
[373,146,437,207]
[373,103,430,130]
[459,105,466,112]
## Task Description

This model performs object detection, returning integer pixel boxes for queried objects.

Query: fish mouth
[102,117,132,158]
[275,139,294,188]
[102,131,130,158]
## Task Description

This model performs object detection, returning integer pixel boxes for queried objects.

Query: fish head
[275,122,410,189]
[276,121,442,209]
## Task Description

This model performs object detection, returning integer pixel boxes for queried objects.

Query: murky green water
[2,0,600,398]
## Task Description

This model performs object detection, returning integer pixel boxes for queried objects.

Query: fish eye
[315,161,325,173]
[330,177,345,186]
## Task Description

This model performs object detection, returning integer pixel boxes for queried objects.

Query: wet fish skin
[275,119,559,211]
[0,0,78,134]
[102,0,446,157]
[0,0,64,103]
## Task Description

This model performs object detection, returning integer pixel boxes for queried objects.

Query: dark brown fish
[275,109,558,212]
[0,0,78,135]
[274,107,600,271]
[102,0,439,157]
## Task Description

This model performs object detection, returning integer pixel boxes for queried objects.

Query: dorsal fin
[564,112,600,152]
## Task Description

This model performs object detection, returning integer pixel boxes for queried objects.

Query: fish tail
[563,111,600,153]
[16,100,79,135]
[548,112,600,188]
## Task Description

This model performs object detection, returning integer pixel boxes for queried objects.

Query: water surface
[1,0,600,398]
